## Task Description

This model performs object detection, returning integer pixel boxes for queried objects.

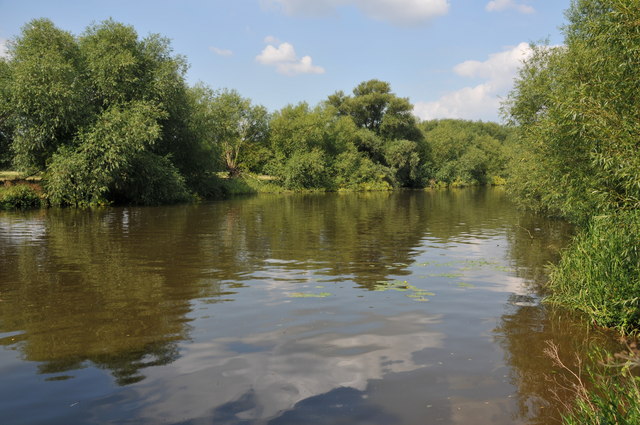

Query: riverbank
[1,170,507,210]
[0,172,44,210]
[542,212,640,423]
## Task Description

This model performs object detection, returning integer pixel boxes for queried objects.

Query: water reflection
[128,311,443,424]
[0,207,222,385]
[0,188,618,424]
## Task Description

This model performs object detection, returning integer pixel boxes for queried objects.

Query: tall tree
[5,18,214,204]
[0,59,12,168]
[505,0,640,220]
[9,19,91,172]
[202,88,268,175]
[329,79,422,142]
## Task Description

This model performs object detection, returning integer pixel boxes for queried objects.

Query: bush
[0,184,43,209]
[279,149,329,190]
[333,150,392,190]
[383,139,424,187]
[546,211,640,334]
[112,152,192,205]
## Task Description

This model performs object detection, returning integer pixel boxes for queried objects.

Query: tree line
[0,18,512,206]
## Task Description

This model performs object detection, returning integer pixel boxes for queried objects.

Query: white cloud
[262,0,450,26]
[485,0,534,14]
[414,42,534,121]
[256,42,325,76]
[0,38,9,59]
[209,46,233,56]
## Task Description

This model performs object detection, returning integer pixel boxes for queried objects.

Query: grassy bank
[546,211,640,335]
[544,211,640,424]
[0,184,44,209]
[217,173,288,195]
[546,342,640,425]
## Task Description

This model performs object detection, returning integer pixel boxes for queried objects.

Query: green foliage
[383,139,424,187]
[0,59,13,168]
[4,18,215,205]
[113,151,191,205]
[269,103,338,159]
[332,149,392,191]
[504,1,640,221]
[1,17,513,202]
[45,101,165,206]
[559,348,640,425]
[9,19,91,172]
[421,119,510,186]
[217,174,284,195]
[546,212,640,334]
[204,88,269,174]
[80,20,145,106]
[280,149,329,190]
[332,79,422,142]
[0,184,42,209]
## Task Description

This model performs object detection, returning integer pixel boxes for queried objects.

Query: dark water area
[0,188,620,424]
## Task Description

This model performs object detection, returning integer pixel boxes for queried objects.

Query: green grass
[217,173,287,195]
[0,171,41,181]
[545,211,640,335]
[548,344,640,425]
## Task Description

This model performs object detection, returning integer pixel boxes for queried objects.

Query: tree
[329,79,422,142]
[206,89,268,175]
[505,0,640,220]
[0,59,12,168]
[44,101,184,206]
[4,18,217,204]
[80,19,149,107]
[8,19,91,172]
[384,139,423,187]
[420,119,509,185]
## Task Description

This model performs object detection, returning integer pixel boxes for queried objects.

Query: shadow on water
[0,188,622,424]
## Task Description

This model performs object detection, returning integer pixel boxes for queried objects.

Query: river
[0,188,619,424]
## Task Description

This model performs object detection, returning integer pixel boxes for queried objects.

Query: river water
[0,188,619,425]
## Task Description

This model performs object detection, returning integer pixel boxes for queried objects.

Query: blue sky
[0,0,570,122]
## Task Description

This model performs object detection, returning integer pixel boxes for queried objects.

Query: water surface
[0,189,619,424]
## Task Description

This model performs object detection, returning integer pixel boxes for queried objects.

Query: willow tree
[504,0,640,221]
[4,18,212,204]
[8,19,91,172]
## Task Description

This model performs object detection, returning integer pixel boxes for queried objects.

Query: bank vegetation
[503,0,639,422]
[0,19,512,209]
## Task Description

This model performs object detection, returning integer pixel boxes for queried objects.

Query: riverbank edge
[0,171,506,210]
[540,211,640,423]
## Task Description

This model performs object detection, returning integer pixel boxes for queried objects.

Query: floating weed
[288,292,333,298]
[374,280,435,301]
[374,280,411,292]
[407,294,431,302]
[314,285,325,289]
[417,258,513,273]
[453,281,475,288]
[461,259,493,268]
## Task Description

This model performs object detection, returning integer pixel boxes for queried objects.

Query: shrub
[0,184,42,209]
[333,150,392,190]
[112,152,192,205]
[280,149,329,190]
